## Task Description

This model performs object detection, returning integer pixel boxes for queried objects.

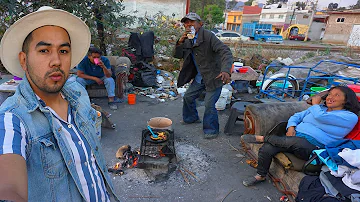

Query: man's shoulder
[78,56,90,66]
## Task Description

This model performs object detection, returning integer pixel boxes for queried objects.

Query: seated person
[241,86,360,187]
[76,47,122,110]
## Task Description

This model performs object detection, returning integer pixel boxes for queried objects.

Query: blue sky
[257,0,358,9]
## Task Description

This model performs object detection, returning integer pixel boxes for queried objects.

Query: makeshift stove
[108,129,176,182]
[137,129,177,182]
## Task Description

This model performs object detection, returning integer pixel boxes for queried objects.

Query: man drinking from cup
[76,47,122,110]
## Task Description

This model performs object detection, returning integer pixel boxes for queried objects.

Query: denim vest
[0,77,120,202]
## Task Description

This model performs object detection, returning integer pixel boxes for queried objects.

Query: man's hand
[286,126,296,137]
[177,32,188,45]
[215,72,231,84]
[94,77,104,85]
[97,59,106,69]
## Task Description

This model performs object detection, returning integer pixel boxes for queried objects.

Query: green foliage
[190,0,225,15]
[0,0,135,55]
[244,0,254,6]
[138,12,183,57]
[266,0,281,5]
[197,4,224,29]
[295,2,306,10]
[351,0,360,9]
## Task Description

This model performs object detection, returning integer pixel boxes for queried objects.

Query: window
[222,33,231,37]
[270,14,274,19]
[336,18,345,23]
[261,14,266,19]
[238,16,241,20]
[233,17,236,23]
[288,15,296,20]
[279,15,284,19]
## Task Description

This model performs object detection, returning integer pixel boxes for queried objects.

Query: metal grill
[138,129,176,166]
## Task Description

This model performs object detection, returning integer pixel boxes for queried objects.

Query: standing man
[76,47,122,110]
[174,13,233,139]
[0,7,119,201]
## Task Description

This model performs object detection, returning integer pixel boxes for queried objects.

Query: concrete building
[322,11,360,46]
[225,5,262,32]
[121,0,187,27]
[225,11,243,32]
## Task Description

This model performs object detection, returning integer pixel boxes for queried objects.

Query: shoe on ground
[204,133,218,139]
[241,134,262,144]
[180,119,202,125]
[112,97,124,103]
[108,102,118,110]
[243,176,266,187]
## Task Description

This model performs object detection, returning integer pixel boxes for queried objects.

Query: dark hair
[22,26,71,54]
[22,32,33,54]
[88,47,102,56]
[327,86,360,114]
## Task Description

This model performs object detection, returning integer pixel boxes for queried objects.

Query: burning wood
[109,145,140,175]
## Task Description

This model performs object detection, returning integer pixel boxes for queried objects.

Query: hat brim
[0,9,91,78]
[181,17,199,23]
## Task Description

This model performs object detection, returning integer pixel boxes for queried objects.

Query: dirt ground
[93,95,283,202]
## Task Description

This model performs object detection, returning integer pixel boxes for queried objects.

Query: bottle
[187,26,195,39]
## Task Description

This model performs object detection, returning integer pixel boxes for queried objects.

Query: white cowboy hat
[0,6,91,78]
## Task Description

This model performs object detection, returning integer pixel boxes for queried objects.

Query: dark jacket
[174,27,233,91]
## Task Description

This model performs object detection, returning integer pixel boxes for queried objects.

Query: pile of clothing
[297,139,360,202]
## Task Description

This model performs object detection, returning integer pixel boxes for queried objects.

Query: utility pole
[304,0,318,41]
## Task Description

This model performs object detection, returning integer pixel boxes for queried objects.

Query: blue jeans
[183,81,222,134]
[76,76,115,97]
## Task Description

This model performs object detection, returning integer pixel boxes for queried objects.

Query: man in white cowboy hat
[0,6,119,202]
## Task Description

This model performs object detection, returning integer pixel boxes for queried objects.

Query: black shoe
[204,133,218,139]
[243,176,266,187]
[241,134,263,144]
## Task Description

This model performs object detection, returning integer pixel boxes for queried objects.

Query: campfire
[108,145,140,175]
[109,129,176,181]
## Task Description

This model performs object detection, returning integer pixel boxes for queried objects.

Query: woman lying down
[241,86,360,187]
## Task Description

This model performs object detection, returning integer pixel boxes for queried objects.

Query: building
[322,11,360,46]
[225,5,262,32]
[260,3,290,34]
[242,5,262,24]
[225,11,243,31]
[121,0,187,27]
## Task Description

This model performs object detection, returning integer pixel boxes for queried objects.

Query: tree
[226,0,238,10]
[244,0,254,6]
[0,0,135,55]
[197,4,224,29]
[266,0,281,5]
[295,1,306,10]
[350,0,360,9]
[328,2,339,10]
[190,0,225,15]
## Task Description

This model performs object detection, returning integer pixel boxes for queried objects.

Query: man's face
[88,53,101,64]
[183,19,202,33]
[19,26,71,95]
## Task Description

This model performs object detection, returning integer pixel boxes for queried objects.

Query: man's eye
[39,49,48,53]
[60,50,69,54]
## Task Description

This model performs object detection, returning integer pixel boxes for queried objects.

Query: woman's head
[325,86,360,114]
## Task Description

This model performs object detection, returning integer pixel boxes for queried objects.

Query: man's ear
[18,52,27,71]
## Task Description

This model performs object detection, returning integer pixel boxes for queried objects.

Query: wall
[322,13,360,45]
[121,0,186,27]
[241,14,260,33]
[260,8,288,24]
[309,22,325,41]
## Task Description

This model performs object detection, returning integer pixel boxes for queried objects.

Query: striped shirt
[0,98,110,202]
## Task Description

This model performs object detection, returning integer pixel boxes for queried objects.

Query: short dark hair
[22,31,33,54]
[88,47,102,56]
[327,86,360,114]
[22,26,71,54]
